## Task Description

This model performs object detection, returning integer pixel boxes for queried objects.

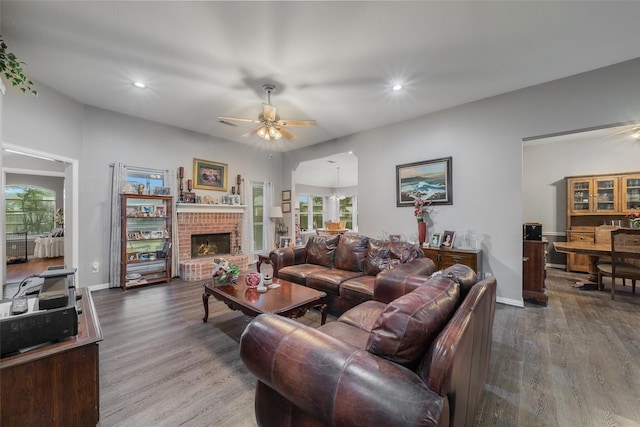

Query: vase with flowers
[626,212,640,228]
[413,198,432,246]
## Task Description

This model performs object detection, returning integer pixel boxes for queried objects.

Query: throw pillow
[366,275,460,369]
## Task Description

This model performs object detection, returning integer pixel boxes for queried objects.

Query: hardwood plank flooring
[91,268,640,426]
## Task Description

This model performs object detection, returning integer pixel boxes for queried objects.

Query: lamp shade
[270,206,283,219]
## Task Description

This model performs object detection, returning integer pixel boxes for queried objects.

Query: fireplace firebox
[191,233,231,258]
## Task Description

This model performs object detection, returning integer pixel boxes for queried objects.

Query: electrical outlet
[92,262,99,273]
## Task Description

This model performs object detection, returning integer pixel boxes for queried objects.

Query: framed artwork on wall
[396,157,452,207]
[193,158,228,191]
[282,201,291,213]
[282,190,291,201]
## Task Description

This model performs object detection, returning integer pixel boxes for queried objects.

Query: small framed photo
[150,230,164,239]
[127,252,139,261]
[441,230,456,248]
[126,206,139,217]
[389,234,401,242]
[184,192,196,203]
[140,205,154,216]
[279,236,292,248]
[282,190,291,201]
[155,205,166,217]
[141,231,152,240]
[154,186,164,195]
[430,233,441,247]
[282,201,291,213]
[127,231,141,241]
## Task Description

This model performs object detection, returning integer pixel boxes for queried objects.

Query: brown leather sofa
[240,264,497,427]
[268,234,436,314]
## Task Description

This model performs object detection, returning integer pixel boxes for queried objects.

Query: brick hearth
[176,205,248,281]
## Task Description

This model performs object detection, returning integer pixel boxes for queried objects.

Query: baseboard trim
[497,296,524,308]
[88,282,110,292]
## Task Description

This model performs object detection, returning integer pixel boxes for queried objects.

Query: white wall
[283,58,640,306]
[3,87,284,287]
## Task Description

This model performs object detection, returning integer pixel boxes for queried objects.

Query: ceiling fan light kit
[219,84,316,141]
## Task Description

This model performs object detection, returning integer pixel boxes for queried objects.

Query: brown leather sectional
[240,263,497,427]
[268,234,437,314]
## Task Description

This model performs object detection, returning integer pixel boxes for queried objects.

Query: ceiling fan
[219,84,317,141]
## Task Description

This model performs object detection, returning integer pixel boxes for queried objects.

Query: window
[126,169,165,194]
[5,185,56,235]
[298,195,325,230]
[252,182,265,252]
[339,196,355,229]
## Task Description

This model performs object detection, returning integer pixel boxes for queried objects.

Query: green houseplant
[0,36,37,96]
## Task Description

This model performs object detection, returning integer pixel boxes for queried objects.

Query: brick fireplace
[176,204,248,281]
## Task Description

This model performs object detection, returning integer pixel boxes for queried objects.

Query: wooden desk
[0,289,103,427]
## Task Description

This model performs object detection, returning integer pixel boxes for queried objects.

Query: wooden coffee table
[202,274,328,325]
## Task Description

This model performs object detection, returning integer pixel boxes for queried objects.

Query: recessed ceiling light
[392,84,403,91]
[133,81,147,89]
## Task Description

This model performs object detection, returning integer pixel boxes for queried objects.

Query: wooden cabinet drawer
[569,231,594,244]
[440,251,477,271]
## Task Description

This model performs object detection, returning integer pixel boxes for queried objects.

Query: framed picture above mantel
[193,158,228,192]
[396,157,452,207]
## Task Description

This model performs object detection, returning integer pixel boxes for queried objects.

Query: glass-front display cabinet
[121,194,172,290]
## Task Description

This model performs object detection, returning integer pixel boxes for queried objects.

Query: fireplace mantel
[176,203,246,214]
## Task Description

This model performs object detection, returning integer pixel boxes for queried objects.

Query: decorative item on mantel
[414,198,433,246]
[627,212,640,228]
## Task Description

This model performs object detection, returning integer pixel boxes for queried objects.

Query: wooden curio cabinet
[121,194,172,290]
[565,171,639,273]
[523,240,548,306]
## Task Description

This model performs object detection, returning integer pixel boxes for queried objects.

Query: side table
[256,253,271,273]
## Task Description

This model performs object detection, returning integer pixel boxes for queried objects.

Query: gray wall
[283,58,640,306]
[3,58,640,304]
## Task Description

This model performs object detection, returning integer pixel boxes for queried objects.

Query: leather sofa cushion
[339,275,376,306]
[366,276,460,369]
[334,234,369,272]
[337,300,386,332]
[389,241,421,264]
[317,321,371,350]
[278,264,330,285]
[307,269,364,296]
[364,238,393,275]
[305,235,340,267]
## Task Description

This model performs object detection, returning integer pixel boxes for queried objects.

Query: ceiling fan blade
[218,116,261,124]
[242,126,263,137]
[263,104,277,122]
[278,119,317,127]
[278,127,296,140]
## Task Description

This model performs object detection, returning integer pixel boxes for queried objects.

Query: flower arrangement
[626,212,640,228]
[212,257,240,285]
[413,198,432,222]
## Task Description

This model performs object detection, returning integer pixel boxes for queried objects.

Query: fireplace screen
[191,233,231,258]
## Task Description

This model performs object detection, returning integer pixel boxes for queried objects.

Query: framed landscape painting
[396,157,452,207]
[193,158,227,191]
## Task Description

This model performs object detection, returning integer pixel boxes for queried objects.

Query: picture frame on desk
[430,233,441,247]
[279,236,292,248]
[441,230,456,248]
[184,192,196,203]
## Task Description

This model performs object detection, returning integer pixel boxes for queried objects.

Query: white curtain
[265,181,275,252]
[108,162,127,288]
[109,164,174,288]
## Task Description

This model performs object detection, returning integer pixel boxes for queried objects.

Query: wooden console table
[0,289,103,427]
[421,246,482,277]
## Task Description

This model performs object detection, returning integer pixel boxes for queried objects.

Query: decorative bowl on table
[245,272,263,288]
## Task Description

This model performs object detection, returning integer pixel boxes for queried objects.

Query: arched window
[5,185,56,235]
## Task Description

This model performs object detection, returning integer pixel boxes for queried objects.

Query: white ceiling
[2,1,640,188]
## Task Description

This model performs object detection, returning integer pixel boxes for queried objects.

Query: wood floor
[5,256,65,284]
[91,268,640,427]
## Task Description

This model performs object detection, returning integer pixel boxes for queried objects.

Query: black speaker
[524,223,542,241]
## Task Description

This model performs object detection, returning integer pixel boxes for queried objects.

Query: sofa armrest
[269,246,307,277]
[240,314,448,427]
[374,258,437,303]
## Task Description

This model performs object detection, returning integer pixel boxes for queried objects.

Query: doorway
[2,144,79,289]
